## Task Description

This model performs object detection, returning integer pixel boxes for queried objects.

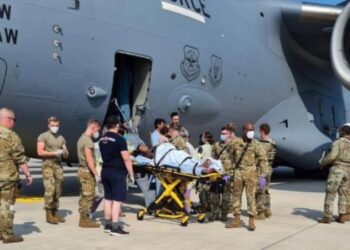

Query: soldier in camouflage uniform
[226,123,269,231]
[168,123,189,153]
[77,119,101,228]
[0,108,32,243]
[318,124,350,224]
[196,132,214,214]
[210,123,235,221]
[37,116,69,224]
[345,182,350,222]
[256,123,276,220]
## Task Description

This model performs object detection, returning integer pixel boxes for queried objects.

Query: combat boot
[256,212,266,220]
[345,214,350,222]
[2,235,23,244]
[336,214,347,224]
[225,214,242,228]
[317,216,332,224]
[79,214,100,228]
[265,209,272,218]
[46,209,59,224]
[53,209,65,223]
[248,216,256,231]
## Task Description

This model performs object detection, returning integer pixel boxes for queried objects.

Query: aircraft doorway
[106,52,152,131]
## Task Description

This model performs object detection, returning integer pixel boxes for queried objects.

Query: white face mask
[220,134,227,142]
[247,131,255,140]
[50,126,59,134]
[93,131,100,139]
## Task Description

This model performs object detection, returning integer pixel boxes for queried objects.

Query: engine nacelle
[331,3,350,90]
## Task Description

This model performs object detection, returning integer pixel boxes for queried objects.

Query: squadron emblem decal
[181,45,201,82]
[208,55,223,88]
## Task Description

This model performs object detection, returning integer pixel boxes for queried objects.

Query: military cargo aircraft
[1,0,350,171]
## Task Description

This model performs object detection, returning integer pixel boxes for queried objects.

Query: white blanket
[134,143,223,176]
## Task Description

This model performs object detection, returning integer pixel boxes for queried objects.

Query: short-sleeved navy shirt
[99,132,128,174]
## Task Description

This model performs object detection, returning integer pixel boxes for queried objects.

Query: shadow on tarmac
[13,222,41,236]
[292,207,324,220]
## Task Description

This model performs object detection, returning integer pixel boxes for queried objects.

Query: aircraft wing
[282,1,350,89]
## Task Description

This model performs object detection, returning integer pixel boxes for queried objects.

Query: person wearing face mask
[77,119,101,228]
[210,123,236,221]
[37,116,69,224]
[256,123,276,220]
[226,123,268,231]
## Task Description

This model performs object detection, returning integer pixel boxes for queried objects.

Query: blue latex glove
[258,177,266,189]
[222,175,230,184]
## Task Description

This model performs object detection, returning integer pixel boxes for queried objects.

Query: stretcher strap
[154,148,174,167]
[192,162,199,176]
[177,156,192,173]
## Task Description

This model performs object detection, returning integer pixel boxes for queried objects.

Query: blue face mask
[123,134,128,140]
[220,134,227,142]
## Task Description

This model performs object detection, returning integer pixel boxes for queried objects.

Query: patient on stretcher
[133,143,223,176]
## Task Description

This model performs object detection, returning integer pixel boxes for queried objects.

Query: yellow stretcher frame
[134,164,221,226]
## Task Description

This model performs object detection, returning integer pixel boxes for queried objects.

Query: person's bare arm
[19,163,33,185]
[84,147,98,177]
[62,144,69,159]
[37,141,59,158]
[121,151,134,177]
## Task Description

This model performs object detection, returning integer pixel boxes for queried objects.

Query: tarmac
[2,159,349,250]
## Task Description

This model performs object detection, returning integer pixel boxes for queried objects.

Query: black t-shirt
[99,132,128,174]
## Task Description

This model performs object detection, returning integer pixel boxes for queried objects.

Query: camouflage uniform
[320,136,350,218]
[256,138,276,214]
[37,131,66,210]
[0,127,27,240]
[231,138,269,217]
[77,133,96,217]
[195,143,212,213]
[210,141,234,219]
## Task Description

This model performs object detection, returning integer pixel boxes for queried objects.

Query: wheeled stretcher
[134,164,222,226]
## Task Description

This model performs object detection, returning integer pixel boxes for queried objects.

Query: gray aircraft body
[1,0,350,170]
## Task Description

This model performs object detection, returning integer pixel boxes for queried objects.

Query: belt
[43,159,61,163]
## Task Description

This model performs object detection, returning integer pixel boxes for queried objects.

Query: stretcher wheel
[180,216,189,227]
[137,210,145,220]
[197,213,206,223]
[154,210,161,218]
